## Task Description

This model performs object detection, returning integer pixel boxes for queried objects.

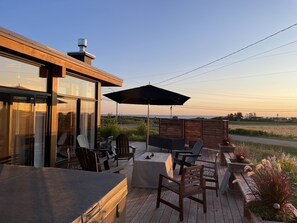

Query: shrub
[234,148,249,163]
[99,114,120,138]
[136,120,147,136]
[221,136,232,146]
[229,128,270,137]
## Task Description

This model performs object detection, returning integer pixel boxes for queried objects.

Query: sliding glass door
[0,94,47,167]
[57,73,96,164]
[56,98,77,161]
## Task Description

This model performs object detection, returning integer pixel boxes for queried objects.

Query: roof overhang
[0,26,122,87]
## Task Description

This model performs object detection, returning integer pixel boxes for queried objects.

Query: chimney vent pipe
[78,38,87,52]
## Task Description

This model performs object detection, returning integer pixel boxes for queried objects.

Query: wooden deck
[110,141,246,223]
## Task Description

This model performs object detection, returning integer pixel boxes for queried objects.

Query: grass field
[229,121,297,140]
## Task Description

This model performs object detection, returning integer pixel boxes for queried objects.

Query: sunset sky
[1,0,297,118]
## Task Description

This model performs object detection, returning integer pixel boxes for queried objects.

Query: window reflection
[58,74,95,98]
[80,100,95,149]
[0,56,47,92]
[0,95,47,167]
[57,98,77,161]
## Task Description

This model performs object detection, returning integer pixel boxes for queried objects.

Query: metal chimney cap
[78,38,87,52]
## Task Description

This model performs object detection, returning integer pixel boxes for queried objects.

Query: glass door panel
[34,97,47,167]
[0,94,47,167]
[57,98,77,161]
[80,100,95,149]
[0,95,10,159]
[12,96,35,165]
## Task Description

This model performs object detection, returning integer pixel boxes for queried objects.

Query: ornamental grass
[246,156,296,222]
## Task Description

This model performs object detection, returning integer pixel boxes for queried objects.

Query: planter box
[226,158,253,173]
[244,207,297,223]
[219,144,235,166]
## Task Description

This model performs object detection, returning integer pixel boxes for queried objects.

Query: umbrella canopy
[104,84,190,105]
[104,84,190,150]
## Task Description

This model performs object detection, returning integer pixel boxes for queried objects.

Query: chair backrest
[116,134,130,154]
[75,147,100,172]
[181,165,204,196]
[186,139,203,164]
[57,133,68,146]
[77,134,90,149]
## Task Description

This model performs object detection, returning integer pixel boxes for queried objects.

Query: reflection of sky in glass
[0,56,47,92]
[57,98,76,115]
[58,74,95,99]
[81,100,95,114]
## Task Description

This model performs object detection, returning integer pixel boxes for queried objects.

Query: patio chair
[197,152,219,197]
[99,136,117,159]
[57,133,69,159]
[77,134,90,148]
[156,165,206,221]
[75,147,122,173]
[172,139,203,175]
[115,134,136,166]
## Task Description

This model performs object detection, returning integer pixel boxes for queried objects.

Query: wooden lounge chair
[77,134,90,148]
[99,136,117,159]
[115,134,136,166]
[197,152,219,197]
[172,139,203,175]
[77,134,112,158]
[156,165,206,221]
[75,147,122,173]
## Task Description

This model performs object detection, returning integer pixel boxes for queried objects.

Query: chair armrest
[160,174,180,185]
[171,148,190,153]
[129,146,136,153]
[196,159,215,164]
[173,150,192,159]
[174,150,192,155]
[179,154,201,158]
[95,148,110,152]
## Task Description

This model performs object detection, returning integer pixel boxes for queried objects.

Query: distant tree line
[212,112,297,122]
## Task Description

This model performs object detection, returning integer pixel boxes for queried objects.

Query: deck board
[104,141,245,222]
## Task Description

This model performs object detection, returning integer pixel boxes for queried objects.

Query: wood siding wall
[159,119,228,149]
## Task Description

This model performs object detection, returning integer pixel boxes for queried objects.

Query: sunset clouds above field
[2,0,297,117]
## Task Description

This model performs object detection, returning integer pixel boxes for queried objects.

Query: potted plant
[244,156,297,222]
[219,136,235,165]
[226,148,253,173]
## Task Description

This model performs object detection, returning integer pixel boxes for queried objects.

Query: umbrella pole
[146,104,150,151]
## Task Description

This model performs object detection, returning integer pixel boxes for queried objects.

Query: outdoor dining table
[131,152,173,189]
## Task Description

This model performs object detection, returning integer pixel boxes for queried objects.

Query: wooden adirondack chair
[115,134,136,166]
[173,139,204,175]
[75,147,122,173]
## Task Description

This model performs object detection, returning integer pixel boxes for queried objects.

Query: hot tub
[0,164,127,222]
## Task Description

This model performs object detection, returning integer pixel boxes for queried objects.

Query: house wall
[0,27,122,167]
[159,119,228,149]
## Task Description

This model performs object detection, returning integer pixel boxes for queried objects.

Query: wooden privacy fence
[158,119,228,149]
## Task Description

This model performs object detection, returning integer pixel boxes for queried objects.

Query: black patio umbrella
[104,84,190,150]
